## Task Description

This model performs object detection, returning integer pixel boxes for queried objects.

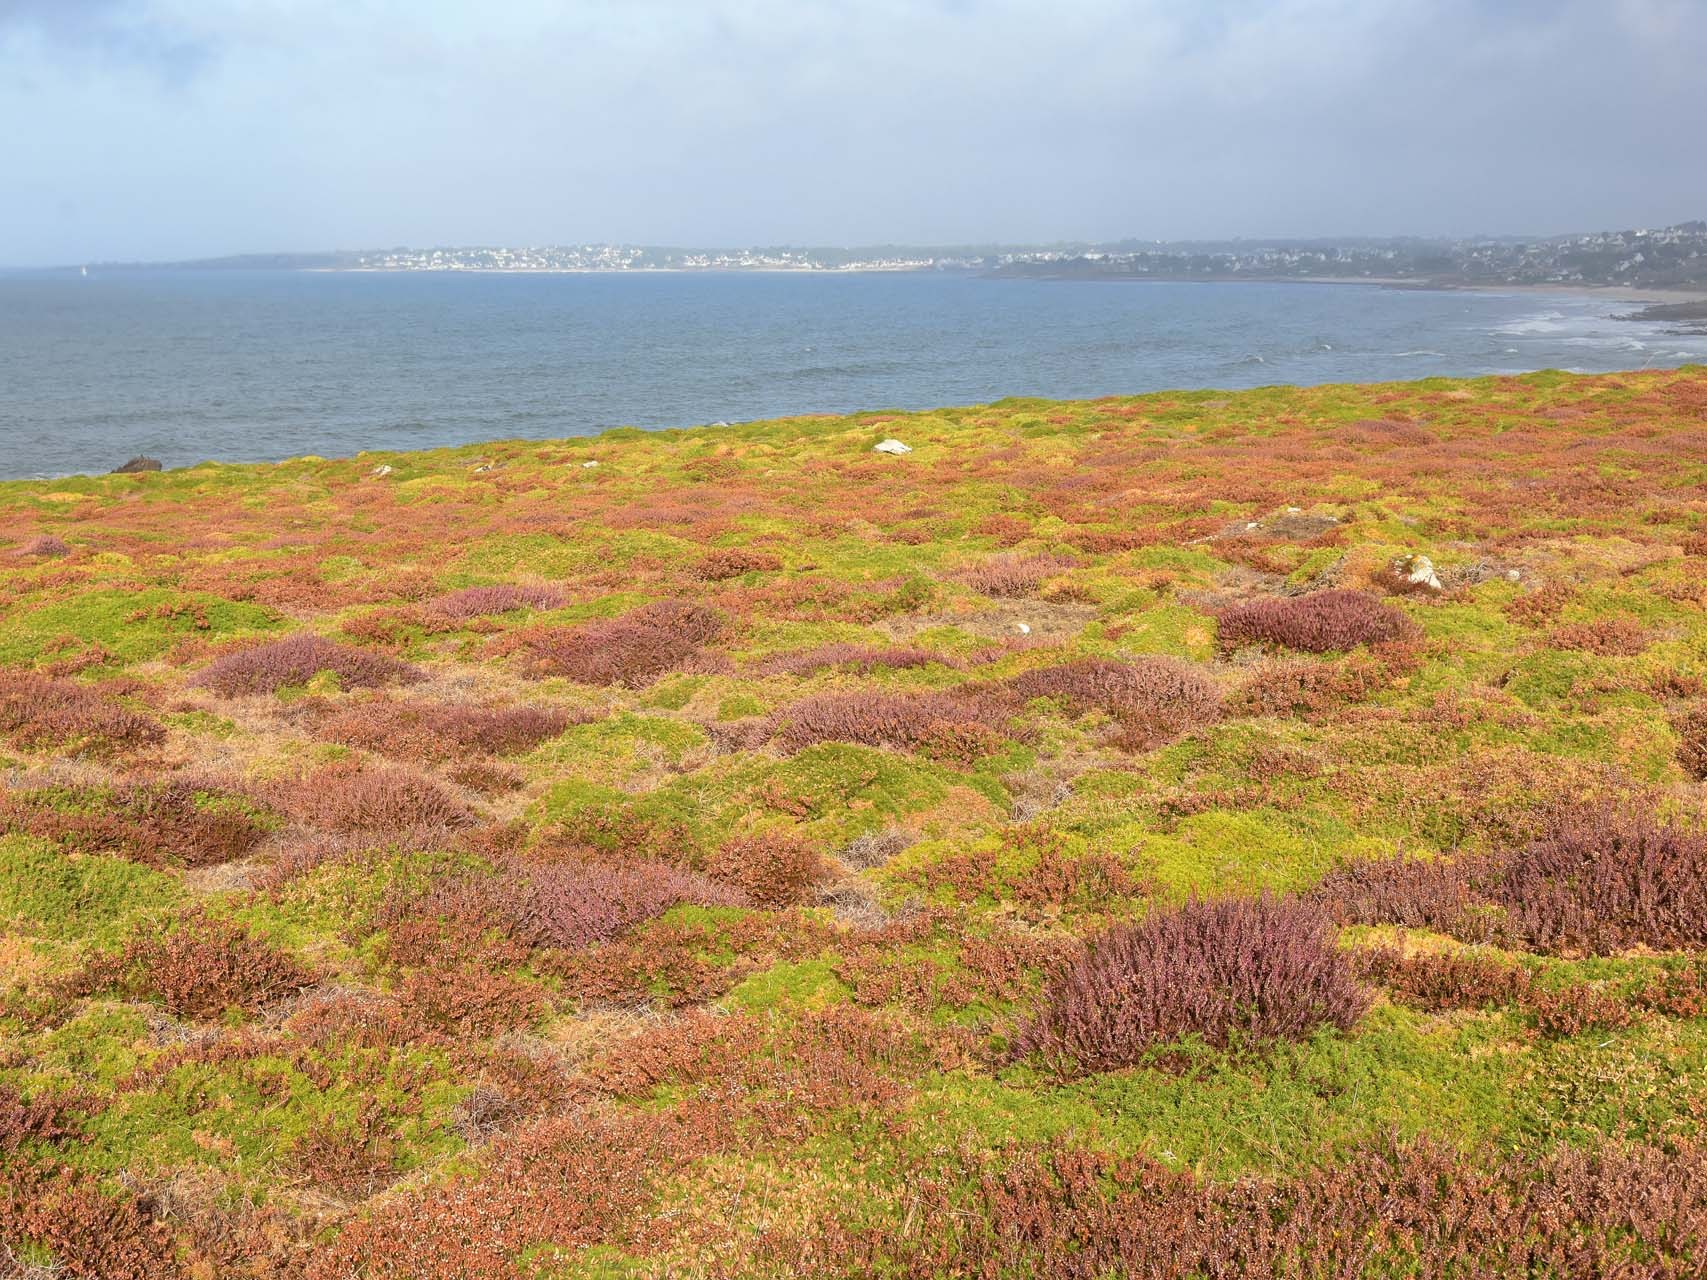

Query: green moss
[722,958,849,1012]
[0,589,281,665]
[920,1004,1516,1178]
[0,835,182,944]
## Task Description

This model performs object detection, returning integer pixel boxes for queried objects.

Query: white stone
[1402,554,1443,591]
[873,439,913,455]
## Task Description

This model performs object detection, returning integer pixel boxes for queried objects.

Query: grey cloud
[0,0,210,82]
[0,0,1703,265]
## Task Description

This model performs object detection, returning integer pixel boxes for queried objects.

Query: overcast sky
[2,0,1704,266]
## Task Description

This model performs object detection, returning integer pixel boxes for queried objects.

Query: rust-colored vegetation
[195,633,424,695]
[5,368,1707,1274]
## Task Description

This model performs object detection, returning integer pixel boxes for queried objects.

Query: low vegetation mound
[959,553,1077,598]
[703,831,828,907]
[424,583,566,620]
[1674,705,1707,780]
[1008,656,1221,747]
[1217,589,1417,653]
[495,600,727,687]
[753,643,955,677]
[1017,895,1368,1075]
[72,910,313,1018]
[511,859,742,950]
[892,1134,1707,1279]
[1317,808,1707,955]
[375,858,741,963]
[280,763,475,834]
[13,533,71,558]
[0,671,164,755]
[768,689,1008,756]
[691,548,783,580]
[195,634,424,695]
[314,697,579,761]
[1549,617,1651,656]
[0,779,271,868]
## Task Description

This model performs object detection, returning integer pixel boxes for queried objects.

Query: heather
[195,633,423,695]
[0,671,164,755]
[4,367,1707,1273]
[1017,896,1368,1075]
[1217,588,1418,653]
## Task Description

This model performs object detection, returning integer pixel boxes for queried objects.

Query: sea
[2,269,1703,480]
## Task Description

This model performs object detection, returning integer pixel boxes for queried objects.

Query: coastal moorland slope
[5,367,1707,1276]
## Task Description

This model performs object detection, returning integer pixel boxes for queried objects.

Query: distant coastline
[44,219,1707,294]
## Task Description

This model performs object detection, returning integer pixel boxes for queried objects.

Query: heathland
[4,367,1707,1277]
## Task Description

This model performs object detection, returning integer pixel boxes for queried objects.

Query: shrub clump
[1549,617,1651,656]
[1352,945,1532,1012]
[1008,656,1221,747]
[509,858,742,950]
[959,553,1076,598]
[195,634,424,696]
[496,600,727,688]
[1217,590,1418,654]
[315,697,578,762]
[887,1134,1707,1279]
[1318,808,1707,956]
[0,671,165,756]
[397,965,547,1036]
[768,690,1007,755]
[1017,895,1368,1075]
[1312,852,1500,940]
[13,533,71,558]
[72,910,313,1018]
[754,643,955,677]
[703,831,828,908]
[1229,642,1422,721]
[374,858,741,963]
[283,763,474,834]
[1500,808,1707,955]
[1674,704,1707,780]
[0,780,272,868]
[692,548,783,580]
[425,583,566,621]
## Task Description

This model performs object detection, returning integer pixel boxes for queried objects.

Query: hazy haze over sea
[2,270,1703,481]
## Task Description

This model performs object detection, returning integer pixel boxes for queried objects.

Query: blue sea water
[1,269,1703,480]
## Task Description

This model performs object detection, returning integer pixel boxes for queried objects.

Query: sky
[1,0,1705,266]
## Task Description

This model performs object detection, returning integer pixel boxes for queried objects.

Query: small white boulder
[873,439,913,455]
[1399,554,1443,591]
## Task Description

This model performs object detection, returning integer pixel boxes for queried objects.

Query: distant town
[82,222,1707,290]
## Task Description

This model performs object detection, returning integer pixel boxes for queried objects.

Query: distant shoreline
[125,266,1707,302]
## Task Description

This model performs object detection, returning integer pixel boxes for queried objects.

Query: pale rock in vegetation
[1398,554,1443,591]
